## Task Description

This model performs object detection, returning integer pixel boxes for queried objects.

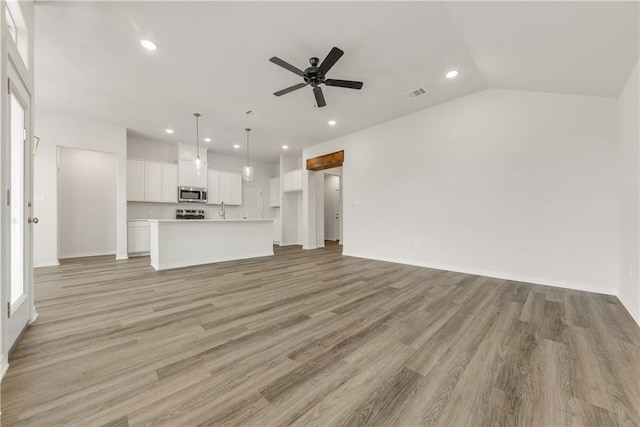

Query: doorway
[324,174,341,242]
[58,148,117,259]
[6,59,34,352]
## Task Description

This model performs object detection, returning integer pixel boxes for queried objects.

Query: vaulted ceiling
[35,1,639,162]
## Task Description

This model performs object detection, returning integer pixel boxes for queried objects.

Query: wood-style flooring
[1,243,639,426]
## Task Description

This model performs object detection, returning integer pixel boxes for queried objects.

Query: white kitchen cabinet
[128,160,178,203]
[161,164,178,203]
[208,171,242,205]
[144,162,162,202]
[127,160,145,201]
[207,170,221,204]
[269,177,280,207]
[128,220,150,255]
[178,160,194,187]
[228,173,242,205]
[283,169,302,192]
[178,159,208,188]
[273,220,282,243]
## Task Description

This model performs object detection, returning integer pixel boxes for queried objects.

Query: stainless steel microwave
[178,187,207,203]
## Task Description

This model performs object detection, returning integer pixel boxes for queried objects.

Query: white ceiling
[35,1,639,162]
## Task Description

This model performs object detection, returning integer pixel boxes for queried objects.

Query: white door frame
[4,56,35,354]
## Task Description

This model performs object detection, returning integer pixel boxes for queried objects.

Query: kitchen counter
[150,219,274,223]
[148,219,274,270]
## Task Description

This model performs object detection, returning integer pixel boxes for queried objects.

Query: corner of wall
[617,294,640,327]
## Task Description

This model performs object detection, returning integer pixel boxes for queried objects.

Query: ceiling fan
[270,46,364,108]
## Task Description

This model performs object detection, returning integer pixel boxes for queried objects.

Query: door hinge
[7,302,10,318]
[6,189,10,206]
[7,78,10,94]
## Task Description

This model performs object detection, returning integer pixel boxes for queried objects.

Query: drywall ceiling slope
[34,1,485,162]
[35,2,639,161]
[446,1,640,97]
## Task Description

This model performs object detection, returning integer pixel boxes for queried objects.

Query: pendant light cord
[245,128,251,166]
[194,113,201,158]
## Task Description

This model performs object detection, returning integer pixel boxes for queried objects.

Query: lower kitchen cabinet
[128,220,150,255]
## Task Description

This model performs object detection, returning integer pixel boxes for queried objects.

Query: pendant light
[193,113,203,175]
[242,127,254,182]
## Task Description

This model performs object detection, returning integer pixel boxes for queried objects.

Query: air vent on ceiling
[407,87,428,99]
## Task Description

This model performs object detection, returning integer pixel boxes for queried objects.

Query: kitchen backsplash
[128,202,242,220]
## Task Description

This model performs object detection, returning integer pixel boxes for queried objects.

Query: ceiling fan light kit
[270,46,364,108]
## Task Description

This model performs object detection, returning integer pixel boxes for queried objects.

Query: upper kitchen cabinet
[161,163,178,203]
[144,162,162,202]
[127,159,178,203]
[127,160,145,201]
[178,160,208,188]
[207,170,221,205]
[220,171,242,205]
[208,170,242,205]
[269,177,280,207]
[283,169,302,192]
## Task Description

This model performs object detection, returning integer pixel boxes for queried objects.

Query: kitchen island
[148,219,274,271]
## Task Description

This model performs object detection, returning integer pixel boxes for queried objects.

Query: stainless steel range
[176,209,205,220]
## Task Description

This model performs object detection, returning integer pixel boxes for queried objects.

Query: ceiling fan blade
[324,79,364,90]
[317,47,344,76]
[269,56,305,77]
[274,82,307,97]
[313,86,327,108]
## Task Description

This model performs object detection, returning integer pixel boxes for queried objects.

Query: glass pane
[10,92,25,305]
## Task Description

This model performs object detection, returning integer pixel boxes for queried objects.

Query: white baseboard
[34,259,60,268]
[617,293,640,327]
[342,251,616,297]
[59,250,116,259]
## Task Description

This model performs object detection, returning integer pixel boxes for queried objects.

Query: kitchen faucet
[219,201,226,220]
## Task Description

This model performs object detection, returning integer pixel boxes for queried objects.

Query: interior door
[334,187,340,242]
[7,61,34,351]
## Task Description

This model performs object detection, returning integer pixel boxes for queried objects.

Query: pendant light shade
[193,113,203,175]
[242,128,254,182]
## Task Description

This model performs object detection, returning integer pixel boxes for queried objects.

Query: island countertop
[149,219,274,270]
[147,219,274,223]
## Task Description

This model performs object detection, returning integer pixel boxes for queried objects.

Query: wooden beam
[306,150,344,171]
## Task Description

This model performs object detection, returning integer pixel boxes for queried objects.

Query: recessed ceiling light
[165,128,174,134]
[282,145,289,150]
[140,39,157,50]
[204,138,211,142]
[445,70,459,79]
[328,120,337,126]
[233,144,240,149]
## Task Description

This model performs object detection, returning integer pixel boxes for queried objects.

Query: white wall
[304,89,620,295]
[281,155,303,245]
[34,109,128,266]
[59,148,116,258]
[618,60,640,325]
[128,136,177,164]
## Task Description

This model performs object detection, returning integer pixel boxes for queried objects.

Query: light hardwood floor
[1,243,639,426]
